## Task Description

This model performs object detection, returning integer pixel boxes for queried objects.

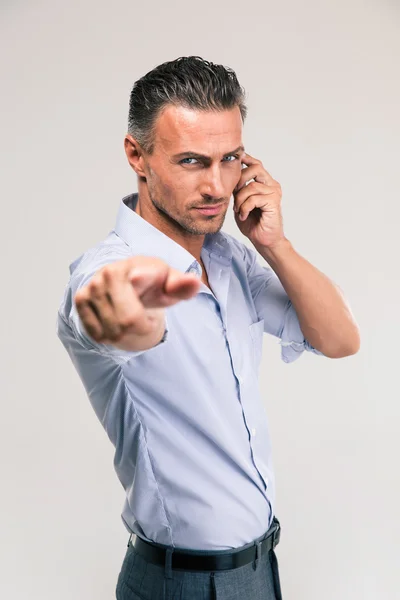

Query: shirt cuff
[279,339,325,364]
[279,300,325,364]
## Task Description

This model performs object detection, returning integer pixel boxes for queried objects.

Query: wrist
[255,237,294,266]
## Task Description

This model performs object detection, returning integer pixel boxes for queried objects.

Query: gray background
[1,0,399,598]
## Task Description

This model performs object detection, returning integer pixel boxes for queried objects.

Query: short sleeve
[243,243,324,364]
[58,246,169,364]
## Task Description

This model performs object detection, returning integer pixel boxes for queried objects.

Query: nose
[199,165,225,199]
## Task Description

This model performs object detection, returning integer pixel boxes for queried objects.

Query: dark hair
[127,56,247,153]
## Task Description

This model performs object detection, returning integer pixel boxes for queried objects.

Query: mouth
[193,203,225,216]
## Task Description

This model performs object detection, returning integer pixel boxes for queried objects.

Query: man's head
[124,56,247,237]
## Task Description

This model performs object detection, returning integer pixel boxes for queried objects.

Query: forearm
[255,238,360,358]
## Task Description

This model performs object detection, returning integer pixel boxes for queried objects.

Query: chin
[202,221,225,235]
[178,209,227,236]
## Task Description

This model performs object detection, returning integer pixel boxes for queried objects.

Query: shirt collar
[113,193,232,274]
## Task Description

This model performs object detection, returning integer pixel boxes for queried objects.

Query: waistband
[129,516,281,572]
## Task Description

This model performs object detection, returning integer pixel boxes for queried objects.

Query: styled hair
[127,56,247,153]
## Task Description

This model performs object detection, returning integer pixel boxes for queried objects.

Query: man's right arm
[70,253,200,354]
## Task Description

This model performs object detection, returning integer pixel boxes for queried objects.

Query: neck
[134,188,205,264]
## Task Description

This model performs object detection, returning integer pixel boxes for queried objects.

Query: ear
[124,135,147,178]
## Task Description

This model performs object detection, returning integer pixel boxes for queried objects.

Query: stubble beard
[149,188,228,236]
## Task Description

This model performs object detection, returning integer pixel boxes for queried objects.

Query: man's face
[141,104,244,235]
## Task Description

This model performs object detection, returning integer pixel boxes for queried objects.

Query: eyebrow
[172,145,245,161]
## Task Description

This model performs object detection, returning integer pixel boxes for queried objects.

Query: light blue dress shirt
[56,193,324,551]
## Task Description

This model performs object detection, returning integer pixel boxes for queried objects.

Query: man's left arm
[233,151,360,359]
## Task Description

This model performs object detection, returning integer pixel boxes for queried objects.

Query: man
[57,56,360,600]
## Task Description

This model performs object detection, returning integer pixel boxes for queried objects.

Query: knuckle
[102,323,120,340]
[101,265,112,278]
[86,325,99,339]
[74,291,86,306]
[119,316,137,330]
[114,327,127,342]
[88,277,103,296]
[107,332,120,342]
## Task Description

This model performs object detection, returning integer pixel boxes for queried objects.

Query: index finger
[241,153,274,185]
[240,152,261,167]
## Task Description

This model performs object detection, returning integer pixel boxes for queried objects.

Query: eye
[180,158,198,165]
[222,154,239,162]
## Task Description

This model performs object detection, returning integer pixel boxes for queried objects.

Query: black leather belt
[132,517,281,572]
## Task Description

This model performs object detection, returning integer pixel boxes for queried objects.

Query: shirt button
[238,375,244,384]
[251,428,257,437]
[188,264,201,275]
